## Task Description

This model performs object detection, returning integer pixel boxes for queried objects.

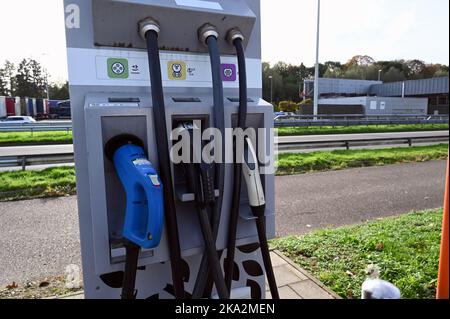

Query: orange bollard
[437,158,449,299]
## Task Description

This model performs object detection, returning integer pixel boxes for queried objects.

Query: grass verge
[277,124,449,136]
[277,143,449,175]
[0,166,77,201]
[271,209,443,299]
[0,131,73,146]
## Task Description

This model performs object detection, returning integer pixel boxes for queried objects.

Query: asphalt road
[276,160,447,236]
[0,196,80,287]
[0,145,73,157]
[0,160,447,286]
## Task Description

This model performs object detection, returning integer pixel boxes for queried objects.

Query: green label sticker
[107,58,129,79]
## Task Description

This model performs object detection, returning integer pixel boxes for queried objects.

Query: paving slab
[289,280,335,299]
[267,286,301,300]
[271,264,308,287]
[58,251,338,300]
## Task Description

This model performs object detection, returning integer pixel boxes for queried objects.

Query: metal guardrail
[0,115,448,132]
[274,114,449,127]
[1,134,448,169]
[274,114,449,120]
[0,122,73,133]
[277,135,449,152]
[0,121,71,126]
[0,153,75,170]
[275,119,449,127]
[0,126,73,133]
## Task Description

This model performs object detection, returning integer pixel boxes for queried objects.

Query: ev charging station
[64,0,276,299]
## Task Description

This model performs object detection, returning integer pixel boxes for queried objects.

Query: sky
[0,0,448,84]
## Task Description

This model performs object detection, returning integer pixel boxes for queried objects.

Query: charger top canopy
[92,0,256,55]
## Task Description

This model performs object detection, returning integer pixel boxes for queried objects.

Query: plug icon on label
[221,64,237,82]
[168,61,187,80]
[107,58,129,79]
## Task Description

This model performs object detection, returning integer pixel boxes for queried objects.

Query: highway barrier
[0,114,448,133]
[274,114,449,127]
[1,132,448,169]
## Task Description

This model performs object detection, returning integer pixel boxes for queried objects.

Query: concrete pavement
[57,251,339,300]
[266,251,339,299]
[0,160,447,286]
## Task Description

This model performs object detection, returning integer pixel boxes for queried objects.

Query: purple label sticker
[221,64,237,82]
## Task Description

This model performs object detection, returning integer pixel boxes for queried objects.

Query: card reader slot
[108,98,141,103]
[172,97,202,103]
[227,98,254,103]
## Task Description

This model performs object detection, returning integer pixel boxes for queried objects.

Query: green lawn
[277,143,449,175]
[272,209,443,299]
[277,124,449,136]
[0,166,77,201]
[0,131,73,146]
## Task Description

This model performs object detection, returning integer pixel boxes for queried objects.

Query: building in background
[304,78,382,98]
[303,77,449,115]
[320,96,427,115]
[370,77,449,115]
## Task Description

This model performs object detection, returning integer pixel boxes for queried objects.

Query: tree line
[263,55,449,105]
[1,55,448,105]
[0,59,69,100]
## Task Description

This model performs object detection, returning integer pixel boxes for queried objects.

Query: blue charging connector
[110,140,164,249]
[105,135,165,299]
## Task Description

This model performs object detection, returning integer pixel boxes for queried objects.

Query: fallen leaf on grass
[39,281,50,288]
[6,282,18,290]
[347,290,354,299]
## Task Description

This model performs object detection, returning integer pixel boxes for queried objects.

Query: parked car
[274,112,287,120]
[0,116,37,125]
